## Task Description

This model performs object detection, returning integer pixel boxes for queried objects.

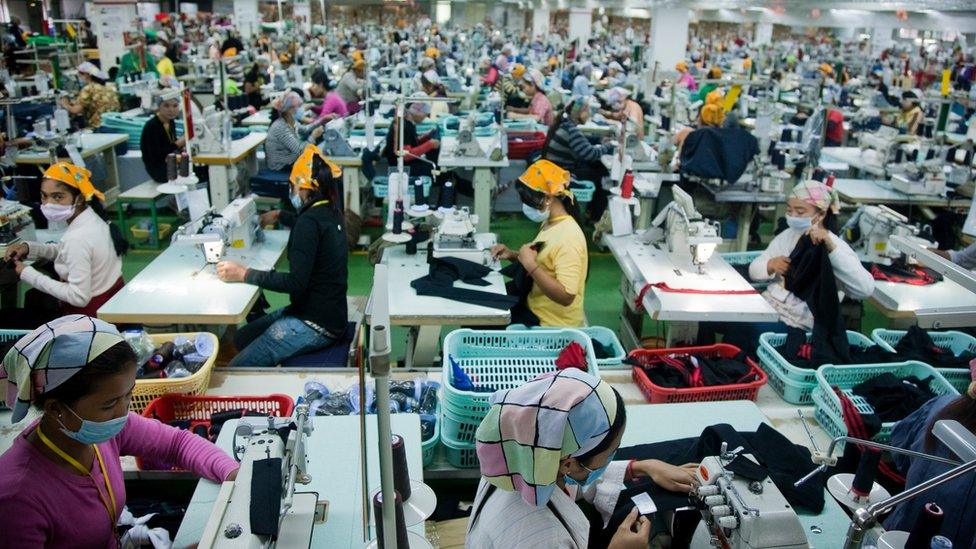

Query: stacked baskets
[871,329,976,394]
[506,325,626,368]
[439,329,600,468]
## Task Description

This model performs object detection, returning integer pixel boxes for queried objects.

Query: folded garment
[410,257,519,311]
[869,261,942,286]
[777,326,898,369]
[852,373,937,423]
[629,351,758,389]
[892,325,975,369]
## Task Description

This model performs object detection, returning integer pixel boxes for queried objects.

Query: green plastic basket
[0,330,29,343]
[718,251,769,291]
[812,361,959,443]
[422,414,439,468]
[570,180,596,203]
[756,345,817,405]
[871,329,976,394]
[505,324,625,368]
[441,432,479,468]
[758,330,876,385]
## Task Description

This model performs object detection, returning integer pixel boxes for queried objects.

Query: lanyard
[310,199,330,208]
[37,427,118,527]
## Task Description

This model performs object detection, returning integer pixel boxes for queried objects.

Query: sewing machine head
[432,207,496,265]
[219,196,260,249]
[847,205,936,265]
[320,128,356,158]
[692,452,809,549]
[858,126,900,164]
[624,132,655,163]
[456,116,485,157]
[664,186,722,273]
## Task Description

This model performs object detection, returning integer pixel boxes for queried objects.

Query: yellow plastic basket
[130,223,172,241]
[130,333,219,413]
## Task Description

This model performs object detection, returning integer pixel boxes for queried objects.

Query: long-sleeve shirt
[382,118,437,165]
[118,52,158,77]
[0,413,237,548]
[314,91,349,123]
[545,117,606,171]
[245,201,348,336]
[528,92,554,126]
[884,395,976,548]
[950,242,976,270]
[336,71,364,104]
[749,227,875,330]
[466,461,627,548]
[19,207,122,308]
[265,117,314,172]
[139,114,180,183]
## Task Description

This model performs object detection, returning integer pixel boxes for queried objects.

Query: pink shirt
[529,92,554,126]
[315,91,348,122]
[678,72,698,91]
[0,412,238,548]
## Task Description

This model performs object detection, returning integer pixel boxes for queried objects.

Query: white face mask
[785,215,813,231]
[41,203,76,223]
[522,202,549,223]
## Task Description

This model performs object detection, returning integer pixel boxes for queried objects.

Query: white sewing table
[601,154,662,173]
[15,132,128,206]
[701,181,786,252]
[173,414,424,549]
[820,147,886,178]
[870,278,976,329]
[193,133,267,210]
[96,230,289,326]
[438,135,509,233]
[602,233,778,348]
[239,109,271,127]
[832,178,970,209]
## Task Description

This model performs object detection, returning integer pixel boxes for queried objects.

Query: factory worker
[0,316,239,548]
[217,145,349,367]
[675,61,698,91]
[419,70,450,118]
[694,66,723,103]
[337,59,367,114]
[140,94,185,183]
[2,163,127,326]
[572,62,593,97]
[697,181,874,355]
[883,365,976,546]
[604,60,625,88]
[150,43,175,77]
[265,91,325,172]
[491,160,587,327]
[542,96,611,221]
[507,69,553,126]
[59,62,119,129]
[600,87,645,140]
[383,101,440,178]
[897,91,925,136]
[496,62,528,109]
[308,69,348,123]
[118,36,158,77]
[243,55,271,109]
[467,368,698,548]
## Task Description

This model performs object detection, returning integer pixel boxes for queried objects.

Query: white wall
[696,8,976,35]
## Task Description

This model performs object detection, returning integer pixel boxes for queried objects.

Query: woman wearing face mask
[2,162,127,328]
[265,91,326,173]
[0,315,239,548]
[490,160,587,327]
[467,368,698,548]
[216,145,349,367]
[599,87,644,141]
[697,181,874,355]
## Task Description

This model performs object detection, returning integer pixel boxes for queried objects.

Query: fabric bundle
[891,326,975,368]
[869,261,942,286]
[852,373,938,423]
[629,351,758,389]
[410,257,518,311]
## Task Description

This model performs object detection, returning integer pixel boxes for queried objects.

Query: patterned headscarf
[1,315,125,423]
[475,369,620,507]
[569,96,590,122]
[43,161,103,202]
[290,144,341,191]
[273,91,303,114]
[790,180,839,214]
[518,159,573,202]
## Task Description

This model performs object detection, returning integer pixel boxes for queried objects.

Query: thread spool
[905,503,944,549]
[850,449,882,499]
[166,153,178,182]
[620,171,635,199]
[392,200,405,234]
[438,180,456,211]
[179,152,190,178]
[661,115,671,132]
[405,231,417,255]
[412,179,427,209]
[373,490,409,549]
[392,434,412,501]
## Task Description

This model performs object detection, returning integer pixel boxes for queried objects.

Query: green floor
[120,213,888,358]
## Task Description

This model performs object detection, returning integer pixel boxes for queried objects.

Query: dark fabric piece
[140,115,181,183]
[678,127,759,184]
[869,261,943,286]
[784,235,851,365]
[777,326,899,369]
[592,340,613,360]
[852,373,938,423]
[501,252,541,326]
[599,424,825,547]
[245,202,348,335]
[628,351,757,389]
[730,262,751,281]
[411,258,519,310]
[832,386,906,489]
[250,457,284,537]
[894,326,976,368]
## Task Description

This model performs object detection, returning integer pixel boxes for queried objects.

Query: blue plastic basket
[755,345,817,405]
[441,432,479,468]
[570,180,596,203]
[505,324,625,368]
[371,176,433,199]
[0,330,28,343]
[812,361,959,443]
[422,413,439,468]
[758,330,876,385]
[871,329,976,394]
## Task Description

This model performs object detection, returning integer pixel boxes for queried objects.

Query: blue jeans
[230,309,334,367]
[697,320,790,358]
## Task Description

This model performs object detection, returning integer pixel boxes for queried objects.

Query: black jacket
[245,201,348,335]
[679,126,758,184]
[140,115,180,183]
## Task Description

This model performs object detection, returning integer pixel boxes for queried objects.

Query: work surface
[438,134,509,169]
[173,414,424,549]
[820,147,886,177]
[97,231,289,325]
[833,178,970,208]
[871,277,976,329]
[193,133,267,165]
[15,132,128,164]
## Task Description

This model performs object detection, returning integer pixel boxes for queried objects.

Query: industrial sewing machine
[0,199,35,255]
[857,126,901,168]
[842,205,936,265]
[319,117,357,158]
[117,77,157,113]
[644,186,722,274]
[172,195,261,261]
[430,206,496,266]
[192,105,234,155]
[199,404,325,548]
[454,114,485,158]
[624,132,655,163]
[690,448,809,549]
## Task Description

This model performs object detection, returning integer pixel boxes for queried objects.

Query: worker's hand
[311,126,325,140]
[608,508,651,549]
[4,242,28,262]
[225,468,240,482]
[490,244,517,262]
[428,139,440,149]
[259,210,280,228]
[806,226,836,252]
[517,243,539,272]
[767,256,791,276]
[13,260,26,276]
[216,261,248,283]
[633,459,699,493]
[929,248,951,261]
[175,137,186,149]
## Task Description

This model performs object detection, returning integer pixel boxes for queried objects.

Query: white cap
[422,69,440,85]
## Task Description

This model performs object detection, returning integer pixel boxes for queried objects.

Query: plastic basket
[506,131,547,160]
[756,345,817,405]
[131,223,172,241]
[139,394,295,470]
[130,333,220,413]
[813,362,959,443]
[758,330,876,385]
[440,407,481,444]
[630,344,767,404]
[441,432,479,468]
[570,181,596,203]
[371,176,433,199]
[719,251,768,290]
[505,324,626,367]
[0,329,28,343]
[871,329,976,394]
[422,414,439,468]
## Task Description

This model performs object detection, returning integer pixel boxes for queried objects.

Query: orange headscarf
[43,162,103,201]
[290,144,341,191]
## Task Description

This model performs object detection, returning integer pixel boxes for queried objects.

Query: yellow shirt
[526,217,588,327]
[156,57,175,77]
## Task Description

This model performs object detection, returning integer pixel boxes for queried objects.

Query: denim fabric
[230,308,333,367]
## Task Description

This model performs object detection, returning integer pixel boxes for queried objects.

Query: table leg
[618,273,644,350]
[635,196,657,230]
[666,321,699,347]
[344,169,361,216]
[103,148,120,207]
[473,167,493,233]
[117,198,129,246]
[405,325,441,368]
[209,165,231,210]
[734,203,755,252]
[149,200,160,249]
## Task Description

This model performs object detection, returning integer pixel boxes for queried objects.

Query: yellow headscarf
[700,104,725,127]
[43,162,103,201]
[518,159,573,201]
[511,63,526,79]
[705,89,724,106]
[290,144,341,191]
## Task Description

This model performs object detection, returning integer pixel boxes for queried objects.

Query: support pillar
[505,5,525,32]
[434,0,451,25]
[293,0,311,34]
[754,22,773,45]
[567,8,592,48]
[532,6,550,40]
[646,7,689,83]
[234,0,259,39]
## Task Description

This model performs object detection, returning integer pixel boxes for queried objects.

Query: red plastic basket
[138,394,295,470]
[630,344,767,404]
[507,131,546,160]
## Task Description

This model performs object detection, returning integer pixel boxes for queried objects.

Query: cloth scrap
[555,341,587,371]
